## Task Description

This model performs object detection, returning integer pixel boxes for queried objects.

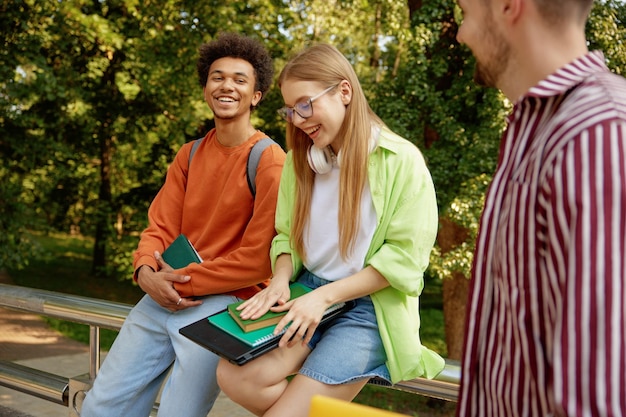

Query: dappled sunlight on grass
[58,251,92,260]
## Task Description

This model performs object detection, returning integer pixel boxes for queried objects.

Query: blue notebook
[180,294,355,365]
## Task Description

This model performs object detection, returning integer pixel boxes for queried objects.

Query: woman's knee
[217,359,257,395]
[218,358,276,396]
[216,359,237,393]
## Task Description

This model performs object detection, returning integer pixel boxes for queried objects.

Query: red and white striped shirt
[457,51,626,417]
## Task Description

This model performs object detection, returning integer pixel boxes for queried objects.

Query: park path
[0,272,253,417]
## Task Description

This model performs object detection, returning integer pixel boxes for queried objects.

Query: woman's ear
[339,80,352,105]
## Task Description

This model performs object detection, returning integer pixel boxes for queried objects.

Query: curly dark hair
[197,32,274,106]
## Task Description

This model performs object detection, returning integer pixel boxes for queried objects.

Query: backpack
[187,136,277,197]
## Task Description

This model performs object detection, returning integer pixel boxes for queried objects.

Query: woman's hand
[238,253,294,320]
[270,266,390,348]
[237,279,291,320]
[273,290,330,348]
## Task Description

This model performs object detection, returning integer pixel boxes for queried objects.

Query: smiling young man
[81,32,286,417]
[455,0,626,416]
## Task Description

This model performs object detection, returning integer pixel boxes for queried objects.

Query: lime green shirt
[271,127,445,383]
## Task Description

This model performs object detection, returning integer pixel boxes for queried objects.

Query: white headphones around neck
[307,146,340,174]
[306,127,380,175]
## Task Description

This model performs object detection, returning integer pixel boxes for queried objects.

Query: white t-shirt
[303,163,377,281]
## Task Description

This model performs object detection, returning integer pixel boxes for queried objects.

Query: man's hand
[136,252,203,311]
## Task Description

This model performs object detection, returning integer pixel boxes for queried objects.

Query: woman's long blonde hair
[278,44,384,262]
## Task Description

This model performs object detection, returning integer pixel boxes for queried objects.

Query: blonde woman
[217,44,444,417]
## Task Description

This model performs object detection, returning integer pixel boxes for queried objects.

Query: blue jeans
[81,293,237,417]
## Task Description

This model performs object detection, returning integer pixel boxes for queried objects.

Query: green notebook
[161,234,203,269]
[208,309,286,347]
[227,282,311,332]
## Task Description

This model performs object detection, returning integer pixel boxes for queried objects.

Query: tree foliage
[1,0,625,283]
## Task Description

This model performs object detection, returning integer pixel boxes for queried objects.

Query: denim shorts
[296,270,391,385]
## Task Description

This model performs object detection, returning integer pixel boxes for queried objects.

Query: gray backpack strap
[246,137,278,197]
[188,137,204,169]
[188,136,277,197]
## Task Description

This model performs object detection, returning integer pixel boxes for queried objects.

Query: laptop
[179,300,355,366]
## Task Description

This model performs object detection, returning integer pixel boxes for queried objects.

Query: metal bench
[0,283,460,416]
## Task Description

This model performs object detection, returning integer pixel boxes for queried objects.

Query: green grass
[8,232,144,304]
[7,232,453,416]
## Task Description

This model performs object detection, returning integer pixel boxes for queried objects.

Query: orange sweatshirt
[133,129,286,299]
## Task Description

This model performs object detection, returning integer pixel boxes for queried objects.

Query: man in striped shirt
[455,0,626,416]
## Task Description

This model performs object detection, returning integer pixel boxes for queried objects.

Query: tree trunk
[442,271,469,360]
[92,134,113,277]
[437,217,470,360]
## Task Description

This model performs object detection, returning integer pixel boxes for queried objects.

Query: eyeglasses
[277,84,338,123]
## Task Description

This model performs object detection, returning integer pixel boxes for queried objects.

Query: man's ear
[252,90,263,107]
[501,0,523,23]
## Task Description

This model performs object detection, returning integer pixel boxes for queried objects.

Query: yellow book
[309,395,406,417]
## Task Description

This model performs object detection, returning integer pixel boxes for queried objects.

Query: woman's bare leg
[264,374,368,417]
[216,343,310,415]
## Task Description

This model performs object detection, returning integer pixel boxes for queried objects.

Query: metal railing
[0,283,461,415]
